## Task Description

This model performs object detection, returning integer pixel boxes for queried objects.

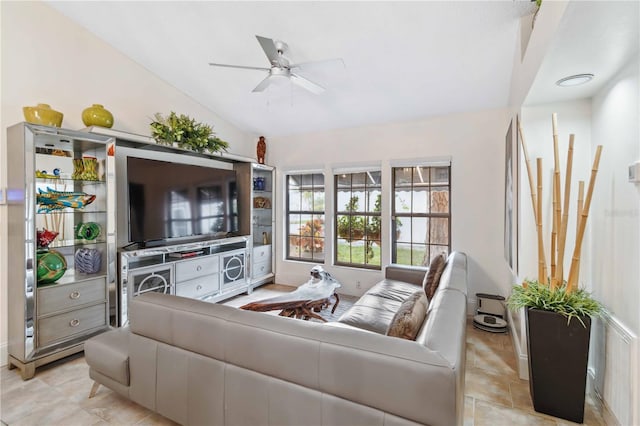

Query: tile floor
[1,285,606,425]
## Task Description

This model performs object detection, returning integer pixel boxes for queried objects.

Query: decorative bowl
[82,104,113,128]
[23,103,63,127]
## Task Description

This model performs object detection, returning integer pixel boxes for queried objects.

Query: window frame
[334,170,382,270]
[285,172,326,263]
[391,165,451,266]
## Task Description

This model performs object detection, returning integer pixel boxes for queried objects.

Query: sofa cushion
[336,305,398,334]
[337,279,421,334]
[365,279,420,302]
[423,253,447,300]
[386,291,429,340]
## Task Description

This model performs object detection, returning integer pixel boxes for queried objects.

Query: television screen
[127,157,238,245]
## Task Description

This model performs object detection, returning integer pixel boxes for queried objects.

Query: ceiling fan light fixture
[555,73,594,87]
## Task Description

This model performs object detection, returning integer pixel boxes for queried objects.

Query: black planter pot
[526,308,591,423]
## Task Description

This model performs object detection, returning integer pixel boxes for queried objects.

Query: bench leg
[89,381,100,398]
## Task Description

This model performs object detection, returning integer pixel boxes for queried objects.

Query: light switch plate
[630,161,640,183]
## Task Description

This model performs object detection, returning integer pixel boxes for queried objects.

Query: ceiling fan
[209,35,340,95]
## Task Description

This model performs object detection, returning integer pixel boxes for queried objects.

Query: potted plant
[150,112,229,154]
[508,115,604,424]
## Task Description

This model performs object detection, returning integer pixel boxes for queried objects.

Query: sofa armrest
[384,264,427,286]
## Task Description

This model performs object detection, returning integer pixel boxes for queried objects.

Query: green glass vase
[82,104,113,128]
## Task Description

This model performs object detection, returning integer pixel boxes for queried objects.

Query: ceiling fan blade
[255,35,283,67]
[209,62,270,71]
[252,75,273,93]
[290,73,325,94]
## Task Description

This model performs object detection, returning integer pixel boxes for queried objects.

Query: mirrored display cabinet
[6,123,116,379]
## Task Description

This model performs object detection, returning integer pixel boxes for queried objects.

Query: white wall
[590,56,639,425]
[519,99,593,287]
[269,108,514,312]
[0,1,254,366]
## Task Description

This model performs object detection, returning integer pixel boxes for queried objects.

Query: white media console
[118,236,250,325]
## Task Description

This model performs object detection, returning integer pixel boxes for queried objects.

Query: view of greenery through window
[335,171,382,269]
[285,166,450,267]
[286,173,325,262]
[392,166,451,266]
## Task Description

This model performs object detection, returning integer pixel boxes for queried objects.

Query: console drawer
[37,303,107,347]
[253,245,271,262]
[37,277,107,317]
[175,275,220,299]
[175,256,219,282]
[252,259,272,278]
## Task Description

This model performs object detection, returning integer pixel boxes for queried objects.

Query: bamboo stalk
[567,146,603,292]
[550,114,562,289]
[575,180,585,288]
[551,178,558,288]
[556,135,575,285]
[536,158,548,284]
[518,122,538,223]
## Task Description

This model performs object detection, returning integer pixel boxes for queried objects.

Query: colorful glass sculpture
[37,249,67,284]
[36,187,96,212]
[75,222,101,240]
[36,229,59,248]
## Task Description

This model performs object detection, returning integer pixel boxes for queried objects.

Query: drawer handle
[261,252,265,257]
[196,266,202,271]
[69,291,81,299]
[196,285,203,291]
[69,318,80,327]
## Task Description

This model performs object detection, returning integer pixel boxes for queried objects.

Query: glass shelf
[36,178,106,185]
[36,210,108,215]
[45,238,107,249]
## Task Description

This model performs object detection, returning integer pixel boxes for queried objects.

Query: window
[286,173,325,262]
[168,189,192,238]
[335,171,381,269]
[198,182,238,234]
[392,166,451,266]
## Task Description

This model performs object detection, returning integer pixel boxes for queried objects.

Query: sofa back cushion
[386,291,429,340]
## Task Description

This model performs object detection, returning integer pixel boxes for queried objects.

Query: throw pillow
[386,291,429,340]
[422,253,447,300]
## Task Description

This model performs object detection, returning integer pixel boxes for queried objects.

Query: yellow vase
[82,104,113,128]
[23,103,63,127]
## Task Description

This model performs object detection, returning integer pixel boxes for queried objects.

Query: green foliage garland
[507,280,604,327]
[150,112,229,154]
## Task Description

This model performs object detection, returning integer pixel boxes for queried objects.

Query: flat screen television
[127,156,238,246]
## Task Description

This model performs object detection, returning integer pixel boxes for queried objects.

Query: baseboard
[588,368,622,426]
[506,308,529,380]
[0,341,8,368]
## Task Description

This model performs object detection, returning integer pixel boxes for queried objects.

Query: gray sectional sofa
[85,251,468,426]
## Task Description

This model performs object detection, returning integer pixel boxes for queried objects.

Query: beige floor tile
[135,412,181,425]
[464,366,513,408]
[472,343,519,380]
[11,404,107,426]
[474,399,557,426]
[509,379,533,412]
[464,396,475,426]
[81,389,153,424]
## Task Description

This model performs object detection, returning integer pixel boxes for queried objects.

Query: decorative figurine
[257,136,266,164]
[35,227,66,284]
[75,222,101,240]
[36,187,96,212]
[75,248,102,274]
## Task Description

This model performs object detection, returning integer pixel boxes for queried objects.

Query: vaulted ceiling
[48,1,539,136]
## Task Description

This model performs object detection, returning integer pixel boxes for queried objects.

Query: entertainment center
[5,122,275,378]
[118,236,249,326]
